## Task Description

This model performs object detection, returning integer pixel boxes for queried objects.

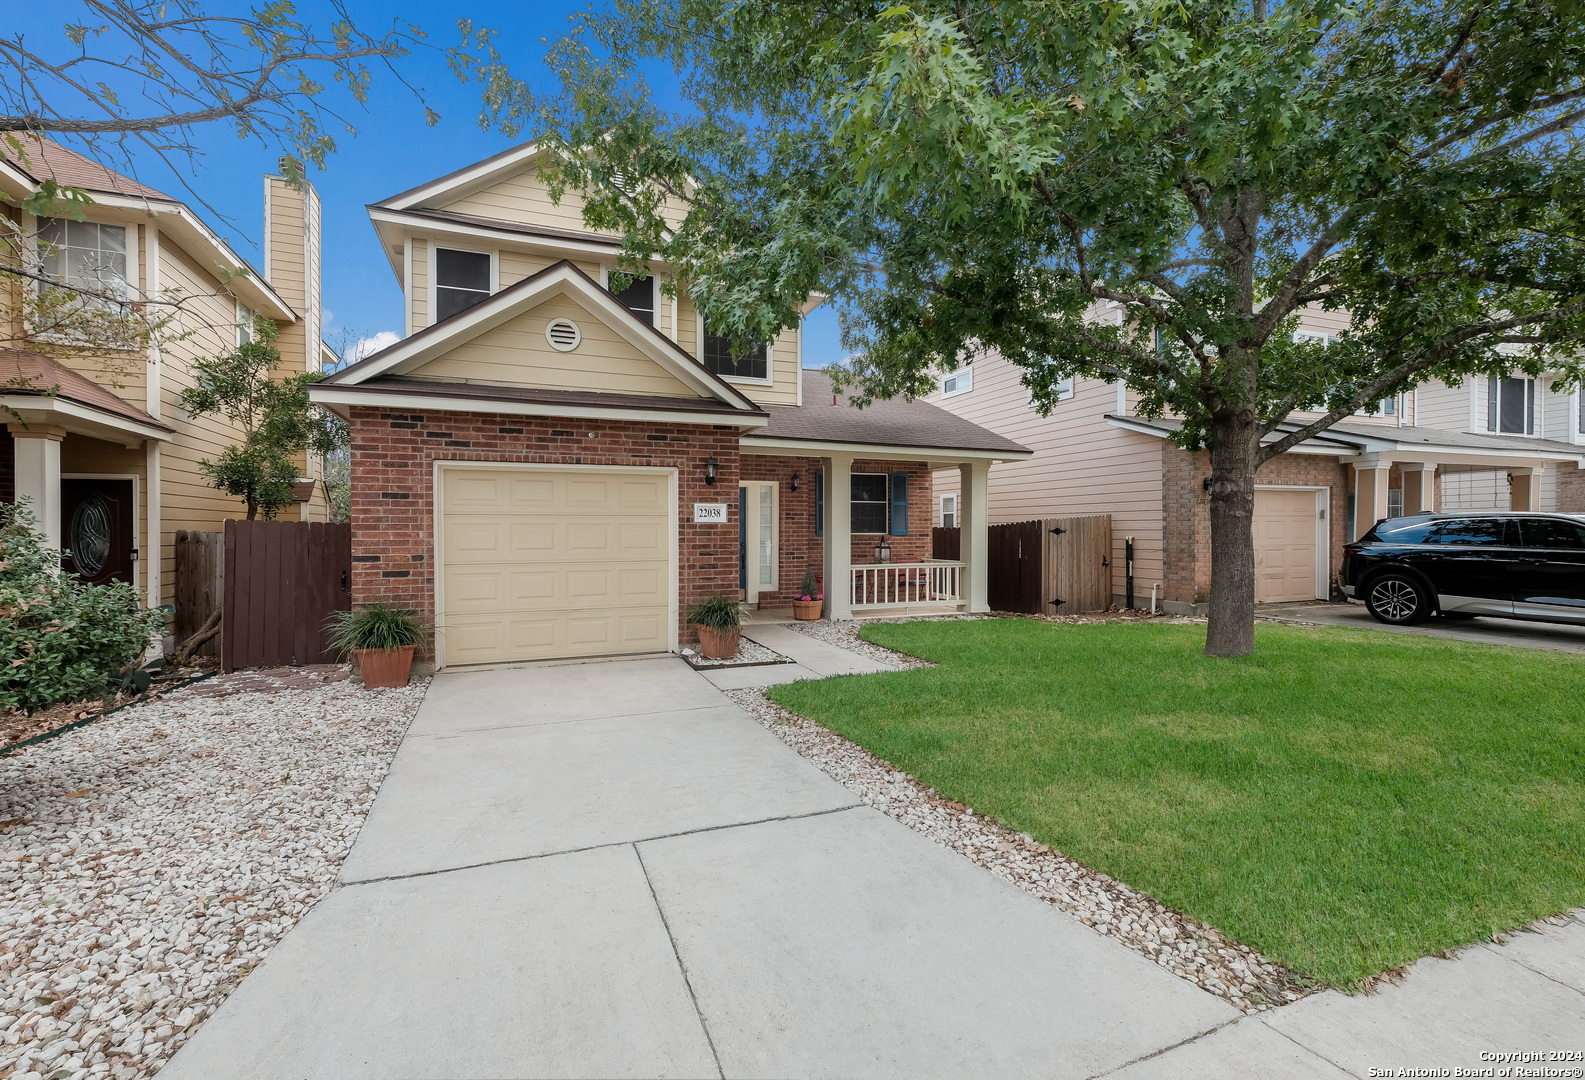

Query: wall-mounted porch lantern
[874,537,893,563]
[790,473,801,492]
[703,457,719,486]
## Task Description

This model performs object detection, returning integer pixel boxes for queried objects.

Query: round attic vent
[545,318,581,352]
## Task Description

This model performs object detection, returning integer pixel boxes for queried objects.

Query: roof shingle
[0,349,170,431]
[2,136,172,201]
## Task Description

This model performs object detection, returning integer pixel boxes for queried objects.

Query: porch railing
[850,561,966,610]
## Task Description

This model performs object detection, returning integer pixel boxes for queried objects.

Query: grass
[768,619,1585,988]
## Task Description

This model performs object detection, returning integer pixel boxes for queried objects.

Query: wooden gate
[987,519,1045,613]
[981,514,1112,615]
[173,530,224,658]
[931,526,961,561]
[222,520,351,672]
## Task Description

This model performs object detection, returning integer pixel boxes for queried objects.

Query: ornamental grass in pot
[792,569,823,621]
[688,595,743,660]
[325,604,429,688]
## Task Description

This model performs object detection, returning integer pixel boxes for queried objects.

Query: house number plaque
[692,503,729,523]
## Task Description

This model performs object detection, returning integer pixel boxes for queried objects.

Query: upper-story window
[702,320,767,380]
[237,303,257,346]
[1488,375,1535,435]
[941,366,972,396]
[434,248,492,322]
[609,273,655,326]
[1361,395,1398,417]
[38,218,127,298]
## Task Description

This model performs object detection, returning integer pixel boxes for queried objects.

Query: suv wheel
[1364,573,1432,625]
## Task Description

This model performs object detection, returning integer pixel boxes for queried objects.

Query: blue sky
[14,1,844,366]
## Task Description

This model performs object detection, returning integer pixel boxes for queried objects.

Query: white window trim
[428,243,496,330]
[941,366,973,397]
[236,300,256,346]
[601,265,658,327]
[1488,373,1540,438]
[1026,375,1074,408]
[851,471,890,535]
[29,216,134,343]
[696,309,774,386]
[739,480,780,601]
[939,493,958,529]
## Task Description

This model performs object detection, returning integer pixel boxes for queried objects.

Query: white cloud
[321,308,335,329]
[351,330,400,361]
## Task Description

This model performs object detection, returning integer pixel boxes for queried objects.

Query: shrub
[323,603,429,652]
[796,569,822,601]
[688,595,743,629]
[0,501,166,713]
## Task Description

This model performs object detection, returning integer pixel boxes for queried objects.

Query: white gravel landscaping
[0,668,427,1080]
[731,616,1314,1013]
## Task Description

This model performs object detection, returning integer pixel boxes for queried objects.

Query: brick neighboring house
[931,306,1585,614]
[1,138,331,626]
[309,144,1029,668]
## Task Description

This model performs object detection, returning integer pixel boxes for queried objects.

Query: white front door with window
[740,481,778,603]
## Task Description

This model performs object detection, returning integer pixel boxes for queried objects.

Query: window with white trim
[1361,395,1398,417]
[1027,375,1074,408]
[1488,375,1536,435]
[608,273,654,325]
[702,319,767,380]
[434,248,492,322]
[940,493,958,529]
[38,218,128,299]
[237,303,257,346]
[941,366,973,397]
[851,473,889,534]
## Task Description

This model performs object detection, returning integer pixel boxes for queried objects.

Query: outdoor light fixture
[790,473,801,492]
[875,537,893,563]
[704,457,719,485]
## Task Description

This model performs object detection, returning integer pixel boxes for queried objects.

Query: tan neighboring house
[0,138,330,623]
[309,141,1029,669]
[932,305,1585,614]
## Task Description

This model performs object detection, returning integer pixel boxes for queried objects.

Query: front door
[61,478,134,585]
[738,481,778,603]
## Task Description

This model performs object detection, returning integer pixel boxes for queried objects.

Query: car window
[1370,519,1435,544]
[1521,518,1585,549]
[1418,518,1513,546]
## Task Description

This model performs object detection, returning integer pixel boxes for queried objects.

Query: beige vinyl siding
[408,237,428,333]
[1412,378,1473,431]
[412,292,701,398]
[676,292,801,407]
[931,352,1165,603]
[443,171,602,235]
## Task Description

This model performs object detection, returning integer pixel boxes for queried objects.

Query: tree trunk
[245,499,258,521]
[1203,412,1260,658]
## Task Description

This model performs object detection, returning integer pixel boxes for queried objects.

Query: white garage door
[440,467,672,667]
[1253,489,1320,603]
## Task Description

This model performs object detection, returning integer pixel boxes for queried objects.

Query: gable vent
[545,318,582,352]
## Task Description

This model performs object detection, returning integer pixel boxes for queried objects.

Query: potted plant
[324,604,429,688]
[688,595,743,660]
[792,569,823,621]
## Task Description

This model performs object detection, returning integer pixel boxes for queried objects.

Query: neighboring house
[0,138,331,619]
[309,142,1030,669]
[932,305,1585,614]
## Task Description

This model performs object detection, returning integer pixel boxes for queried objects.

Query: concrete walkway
[699,620,899,690]
[162,653,1235,1080]
[1258,599,1585,654]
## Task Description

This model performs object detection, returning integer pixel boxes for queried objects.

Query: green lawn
[768,619,1585,988]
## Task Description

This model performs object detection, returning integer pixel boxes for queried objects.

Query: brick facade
[1161,443,1350,608]
[1557,463,1585,513]
[348,405,743,655]
[737,454,934,606]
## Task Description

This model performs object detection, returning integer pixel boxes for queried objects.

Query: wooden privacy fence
[173,530,224,658]
[933,515,1113,615]
[221,520,351,672]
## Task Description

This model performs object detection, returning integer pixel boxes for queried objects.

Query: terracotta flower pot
[792,598,823,621]
[355,644,416,688]
[695,624,741,660]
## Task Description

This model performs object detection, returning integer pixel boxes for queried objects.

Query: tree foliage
[180,317,346,520]
[505,0,1585,655]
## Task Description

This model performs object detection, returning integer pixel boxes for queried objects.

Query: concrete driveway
[1258,599,1585,653]
[162,655,1234,1080]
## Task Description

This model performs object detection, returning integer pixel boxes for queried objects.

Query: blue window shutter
[889,472,909,536]
[815,470,824,537]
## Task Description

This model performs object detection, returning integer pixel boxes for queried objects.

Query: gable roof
[2,136,173,201]
[374,141,546,211]
[747,371,1031,457]
[319,259,762,414]
[0,349,172,436]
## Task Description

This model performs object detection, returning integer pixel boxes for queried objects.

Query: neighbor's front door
[738,481,778,603]
[61,478,135,585]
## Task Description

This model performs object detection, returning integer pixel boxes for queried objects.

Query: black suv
[1341,513,1585,626]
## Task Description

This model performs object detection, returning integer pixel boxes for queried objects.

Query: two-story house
[309,141,1029,668]
[1,138,332,624]
[931,305,1585,614]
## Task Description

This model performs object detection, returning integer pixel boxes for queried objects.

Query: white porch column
[822,454,853,619]
[9,424,64,548]
[1509,468,1536,511]
[1353,460,1390,539]
[1400,462,1436,516]
[146,443,162,608]
[959,460,991,613]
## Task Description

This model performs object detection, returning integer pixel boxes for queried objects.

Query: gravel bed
[730,622,1314,1013]
[0,668,427,1080]
[679,637,791,668]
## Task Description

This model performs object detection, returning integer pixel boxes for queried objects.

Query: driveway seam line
[413,702,739,739]
[633,842,725,1080]
[1263,1020,1365,1078]
[1477,942,1585,999]
[1081,1015,1243,1078]
[339,803,865,887]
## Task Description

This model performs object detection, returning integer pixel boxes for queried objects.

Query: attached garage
[1253,487,1326,603]
[438,464,676,667]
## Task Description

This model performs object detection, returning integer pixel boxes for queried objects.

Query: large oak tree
[505,0,1585,656]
